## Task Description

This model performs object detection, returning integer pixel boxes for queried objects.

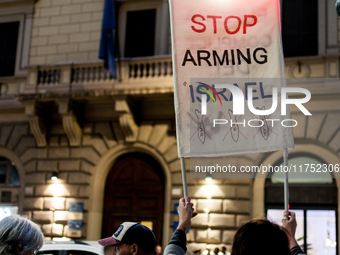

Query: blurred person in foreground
[0,214,44,255]
[231,211,305,255]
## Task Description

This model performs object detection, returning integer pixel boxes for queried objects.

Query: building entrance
[101,153,165,245]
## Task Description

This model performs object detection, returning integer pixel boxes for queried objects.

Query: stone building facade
[0,0,340,253]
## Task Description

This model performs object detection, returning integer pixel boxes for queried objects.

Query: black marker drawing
[195,109,206,144]
[257,106,269,140]
[228,109,239,142]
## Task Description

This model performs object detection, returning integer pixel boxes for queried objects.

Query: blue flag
[99,0,116,78]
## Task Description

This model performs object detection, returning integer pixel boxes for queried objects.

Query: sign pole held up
[169,0,295,203]
[180,157,188,198]
[169,0,189,199]
[283,148,289,211]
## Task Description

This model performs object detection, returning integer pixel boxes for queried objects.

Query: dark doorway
[102,153,165,246]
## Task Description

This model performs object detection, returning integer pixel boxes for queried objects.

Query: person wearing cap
[98,197,196,255]
[163,197,197,255]
[98,222,156,255]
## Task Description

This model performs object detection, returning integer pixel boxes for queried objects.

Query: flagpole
[180,157,188,198]
[283,148,289,211]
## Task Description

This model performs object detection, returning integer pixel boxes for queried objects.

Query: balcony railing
[23,56,174,96]
[0,54,339,99]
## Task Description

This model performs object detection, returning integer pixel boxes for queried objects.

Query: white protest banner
[169,0,295,158]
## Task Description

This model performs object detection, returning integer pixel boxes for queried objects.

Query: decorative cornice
[29,115,46,147]
[24,100,47,147]
[57,99,82,147]
[116,100,139,142]
[62,114,82,147]
[119,114,138,142]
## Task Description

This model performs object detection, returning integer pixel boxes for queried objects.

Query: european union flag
[99,0,116,78]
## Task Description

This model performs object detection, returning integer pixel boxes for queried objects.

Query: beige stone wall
[168,153,255,250]
[172,179,252,252]
[0,120,123,238]
[0,122,97,238]
[30,0,104,66]
[1,107,340,243]
[0,118,254,244]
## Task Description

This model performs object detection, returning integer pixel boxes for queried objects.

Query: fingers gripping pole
[180,157,188,198]
[283,149,289,211]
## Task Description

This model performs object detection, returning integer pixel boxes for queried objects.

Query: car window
[67,251,100,255]
[38,251,59,255]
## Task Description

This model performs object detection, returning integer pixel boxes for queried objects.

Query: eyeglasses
[32,247,40,255]
[18,245,40,255]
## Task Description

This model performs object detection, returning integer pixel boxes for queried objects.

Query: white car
[38,241,104,255]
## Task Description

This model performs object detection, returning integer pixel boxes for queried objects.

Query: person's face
[114,243,135,255]
[155,246,162,254]
[105,245,117,255]
[21,250,35,255]
[17,246,40,255]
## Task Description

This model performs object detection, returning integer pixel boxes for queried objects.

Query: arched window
[266,153,337,255]
[0,157,20,187]
[0,157,20,220]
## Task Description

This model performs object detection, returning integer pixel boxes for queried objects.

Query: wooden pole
[283,148,289,211]
[180,157,188,197]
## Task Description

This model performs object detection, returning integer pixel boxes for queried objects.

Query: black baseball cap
[98,222,156,253]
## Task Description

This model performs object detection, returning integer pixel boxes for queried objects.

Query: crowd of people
[97,197,304,255]
[0,197,305,255]
[196,245,229,255]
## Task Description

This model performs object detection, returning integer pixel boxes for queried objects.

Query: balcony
[0,76,26,99]
[23,55,174,99]
[0,54,339,100]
